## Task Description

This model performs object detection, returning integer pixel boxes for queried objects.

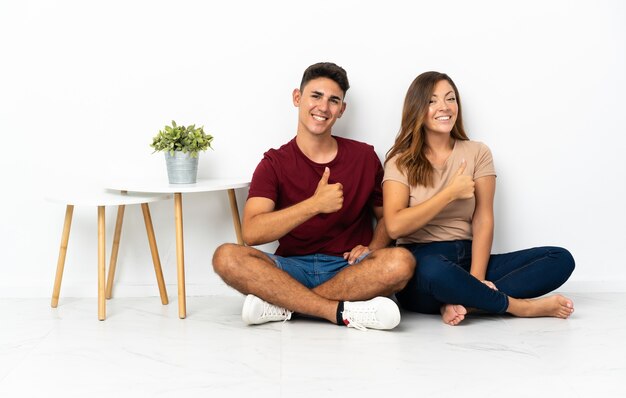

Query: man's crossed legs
[212,244,415,331]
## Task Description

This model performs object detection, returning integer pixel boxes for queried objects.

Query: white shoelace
[343,308,378,331]
[262,302,292,322]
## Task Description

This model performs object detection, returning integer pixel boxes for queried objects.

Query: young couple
[212,62,575,330]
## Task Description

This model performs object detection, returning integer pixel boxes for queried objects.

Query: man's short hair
[300,62,350,96]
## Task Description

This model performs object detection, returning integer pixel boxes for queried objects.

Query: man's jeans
[265,252,369,289]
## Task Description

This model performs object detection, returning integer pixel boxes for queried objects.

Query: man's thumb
[319,167,330,185]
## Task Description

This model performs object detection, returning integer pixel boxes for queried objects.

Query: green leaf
[151,120,214,154]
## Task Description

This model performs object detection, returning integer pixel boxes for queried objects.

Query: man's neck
[295,132,338,164]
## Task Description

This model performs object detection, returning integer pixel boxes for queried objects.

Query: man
[213,62,415,330]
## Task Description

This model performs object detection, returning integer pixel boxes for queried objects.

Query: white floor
[1,292,625,398]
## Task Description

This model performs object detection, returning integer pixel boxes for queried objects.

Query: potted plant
[150,120,214,184]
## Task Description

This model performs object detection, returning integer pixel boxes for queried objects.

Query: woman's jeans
[396,240,575,314]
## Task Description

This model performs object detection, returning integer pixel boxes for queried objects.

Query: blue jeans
[265,253,368,289]
[396,240,575,314]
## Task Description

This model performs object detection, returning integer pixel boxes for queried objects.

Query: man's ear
[292,88,301,107]
[338,101,347,118]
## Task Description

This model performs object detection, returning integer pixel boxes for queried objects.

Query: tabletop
[45,189,172,207]
[107,178,250,194]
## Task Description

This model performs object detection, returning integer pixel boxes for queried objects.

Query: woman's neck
[425,133,454,155]
[424,133,454,167]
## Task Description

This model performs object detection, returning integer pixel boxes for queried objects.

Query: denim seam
[490,254,550,284]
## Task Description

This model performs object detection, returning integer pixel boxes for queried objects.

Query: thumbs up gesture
[446,160,475,200]
[312,167,343,213]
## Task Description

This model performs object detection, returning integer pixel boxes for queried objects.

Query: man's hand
[311,167,343,213]
[343,245,370,265]
[445,160,475,200]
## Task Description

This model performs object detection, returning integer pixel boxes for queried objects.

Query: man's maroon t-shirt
[248,136,383,257]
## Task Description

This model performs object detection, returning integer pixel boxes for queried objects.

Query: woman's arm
[383,161,475,240]
[470,175,496,281]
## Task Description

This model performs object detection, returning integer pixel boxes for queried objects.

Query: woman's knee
[548,246,576,277]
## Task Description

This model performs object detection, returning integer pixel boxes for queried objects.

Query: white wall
[1,0,625,298]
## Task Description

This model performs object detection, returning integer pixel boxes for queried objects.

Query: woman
[383,71,575,325]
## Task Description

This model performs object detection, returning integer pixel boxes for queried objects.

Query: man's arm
[243,167,343,246]
[369,206,392,251]
[342,206,392,264]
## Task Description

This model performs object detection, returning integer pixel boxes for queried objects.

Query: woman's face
[423,79,458,136]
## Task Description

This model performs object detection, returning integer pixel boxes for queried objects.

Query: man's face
[293,77,346,137]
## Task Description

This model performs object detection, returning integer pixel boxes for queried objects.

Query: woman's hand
[446,160,475,200]
[482,280,498,291]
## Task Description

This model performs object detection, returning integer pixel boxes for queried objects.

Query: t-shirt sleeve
[248,156,279,202]
[382,155,410,187]
[474,142,496,179]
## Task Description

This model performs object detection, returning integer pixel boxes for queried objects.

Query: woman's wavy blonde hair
[385,71,469,187]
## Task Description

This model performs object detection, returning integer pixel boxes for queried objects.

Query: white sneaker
[341,297,401,331]
[241,294,293,325]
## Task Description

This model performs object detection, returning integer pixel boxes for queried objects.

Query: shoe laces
[262,302,292,322]
[342,307,378,331]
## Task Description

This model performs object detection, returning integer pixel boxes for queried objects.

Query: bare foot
[441,304,468,326]
[509,294,574,318]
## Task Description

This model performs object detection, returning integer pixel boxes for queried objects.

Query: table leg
[51,205,74,308]
[174,193,186,318]
[227,189,244,245]
[98,206,106,321]
[141,203,169,305]
[105,205,125,299]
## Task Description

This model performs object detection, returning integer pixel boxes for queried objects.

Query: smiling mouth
[312,115,328,121]
[436,116,451,121]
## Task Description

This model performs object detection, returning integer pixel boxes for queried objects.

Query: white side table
[108,178,250,319]
[47,189,171,320]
